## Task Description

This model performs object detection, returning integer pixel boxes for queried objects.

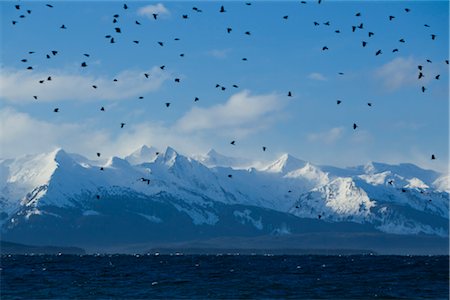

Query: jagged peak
[125,145,158,165]
[105,156,131,169]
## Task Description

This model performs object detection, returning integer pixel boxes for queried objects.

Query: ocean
[1,254,448,299]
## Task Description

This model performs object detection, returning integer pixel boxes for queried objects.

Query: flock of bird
[8,1,446,195]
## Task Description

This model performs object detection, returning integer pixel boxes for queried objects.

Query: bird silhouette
[375,49,382,56]
[227,27,232,33]
[353,123,358,130]
[431,154,436,160]
[392,49,399,53]
[362,41,367,47]
[435,74,440,80]
[47,76,52,81]
[233,85,239,88]
[230,140,236,145]
[418,72,424,79]
[445,60,449,65]
[220,5,226,13]
[46,4,54,8]
[245,31,251,35]
[97,153,101,157]
[54,108,59,112]
[242,58,248,61]
[100,107,105,111]
[431,34,436,40]
[160,65,165,70]
[426,59,432,63]
[100,167,104,171]
[153,13,158,19]
[389,15,395,21]
[144,73,149,78]
[368,32,374,37]
[60,24,67,29]
[158,41,164,46]
[139,96,144,99]
[15,5,20,9]
[133,41,139,44]
[418,65,423,70]
[165,102,171,107]
[27,66,33,70]
[92,85,97,89]
[52,50,58,55]
[262,146,267,151]
[421,86,426,93]
[194,97,199,102]
[283,15,289,20]
[337,100,342,105]
[322,46,329,51]
[182,15,188,19]
[33,96,38,100]
[120,123,125,128]
[174,78,180,82]
[21,59,27,62]
[115,27,121,33]
[288,91,292,97]
[135,21,141,25]
[367,102,372,107]
[228,174,232,178]
[12,21,17,25]
[314,21,319,26]
[123,4,128,9]
[405,8,410,12]
[352,26,356,32]
[358,23,363,29]
[81,62,87,67]
[335,30,340,33]
[323,21,330,26]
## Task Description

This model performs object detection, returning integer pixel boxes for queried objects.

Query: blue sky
[0,1,448,172]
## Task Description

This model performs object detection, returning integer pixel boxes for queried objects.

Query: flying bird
[355,12,361,16]
[227,27,232,33]
[15,5,20,9]
[368,32,374,37]
[100,107,105,111]
[33,96,38,100]
[337,100,342,105]
[230,140,236,145]
[97,153,101,157]
[54,108,59,112]
[322,46,329,50]
[245,31,251,35]
[399,39,405,43]
[144,73,149,78]
[389,15,395,21]
[165,102,171,107]
[135,21,141,25]
[375,49,382,56]
[60,24,67,29]
[115,27,121,33]
[435,74,440,80]
[323,21,330,26]
[233,85,239,88]
[160,65,165,70]
[220,5,226,13]
[153,14,158,19]
[431,34,436,40]
[404,8,410,12]
[228,174,232,178]
[158,41,164,46]
[288,91,292,97]
[81,62,87,67]
[133,40,139,44]
[92,85,97,89]
[314,21,319,26]
[421,86,426,93]
[120,123,125,128]
[362,41,367,47]
[392,49,399,53]
[46,4,54,8]
[283,15,288,20]
[182,15,188,19]
[262,146,267,151]
[353,123,358,130]
[194,97,199,102]
[418,72,424,79]
[174,78,180,82]
[12,21,18,25]
[123,4,128,9]
[367,102,372,107]
[431,154,436,160]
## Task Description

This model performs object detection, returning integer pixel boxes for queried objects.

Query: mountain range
[0,146,448,254]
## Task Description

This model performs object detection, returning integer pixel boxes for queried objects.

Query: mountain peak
[263,153,307,173]
[125,145,158,165]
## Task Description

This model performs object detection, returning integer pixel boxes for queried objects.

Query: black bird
[144,73,149,78]
[105,35,111,38]
[418,72,424,79]
[246,2,251,5]
[12,21,17,25]
[227,27,232,33]
[322,46,329,51]
[228,174,232,178]
[405,8,410,12]
[431,154,436,160]
[358,23,363,29]
[165,102,171,107]
[431,34,436,40]
[28,51,35,54]
[100,167,104,171]
[133,40,139,44]
[314,21,319,26]
[323,21,330,26]
[81,62,87,67]
[54,108,59,112]
[426,59,432,63]
[157,41,164,46]
[96,195,100,199]
[115,27,121,33]
[389,15,395,21]
[375,49,382,56]
[113,18,117,23]
[337,100,342,105]
[46,54,51,59]
[368,32,374,37]
[113,14,119,18]
[33,96,38,100]
[92,85,97,89]
[51,50,58,55]
[353,123,358,130]
[15,5,20,9]
[421,86,426,93]
[174,38,180,41]
[46,4,54,8]
[182,14,188,19]
[318,215,322,219]
[233,85,239,88]
[418,65,423,70]
[215,84,220,88]
[335,30,340,33]
[27,66,33,70]
[352,26,356,32]
[21,59,27,62]
[245,31,251,35]
[221,87,226,91]
[140,178,150,184]
[445,60,448,64]
[174,78,180,82]
[180,54,185,57]
[301,1,307,3]
[139,96,143,99]
[123,3,128,9]
[160,65,165,70]
[367,102,372,107]
[283,15,288,20]
[424,24,430,27]
[362,41,367,47]
[100,107,105,111]
[288,91,292,97]
[401,188,406,193]
[192,7,202,12]
[388,180,394,185]
[113,79,118,82]
[120,123,125,128]
[262,146,267,152]
[338,72,344,75]
[392,49,399,53]
[355,12,361,16]
[230,140,236,145]
[135,20,141,25]
[97,153,101,157]
[194,97,199,102]
[39,80,45,84]
[47,76,52,81]
[82,54,89,58]
[242,58,247,61]
[399,38,405,43]
[60,24,67,29]
[19,15,25,18]
[435,74,440,80]
[220,5,226,13]
[27,10,31,14]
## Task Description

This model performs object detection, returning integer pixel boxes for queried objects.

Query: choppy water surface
[1,254,448,299]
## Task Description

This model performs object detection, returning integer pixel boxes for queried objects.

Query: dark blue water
[1,254,448,299]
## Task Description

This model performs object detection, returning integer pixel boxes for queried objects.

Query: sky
[0,1,448,173]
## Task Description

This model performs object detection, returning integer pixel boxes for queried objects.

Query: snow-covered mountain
[0,146,448,252]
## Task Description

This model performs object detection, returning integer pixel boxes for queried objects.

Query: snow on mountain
[0,146,448,241]
[195,149,256,168]
[125,145,158,165]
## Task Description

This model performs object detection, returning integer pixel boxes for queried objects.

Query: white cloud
[307,127,344,144]
[207,49,231,59]
[0,67,170,103]
[308,72,327,81]
[137,3,170,19]
[175,90,287,137]
[374,56,434,91]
